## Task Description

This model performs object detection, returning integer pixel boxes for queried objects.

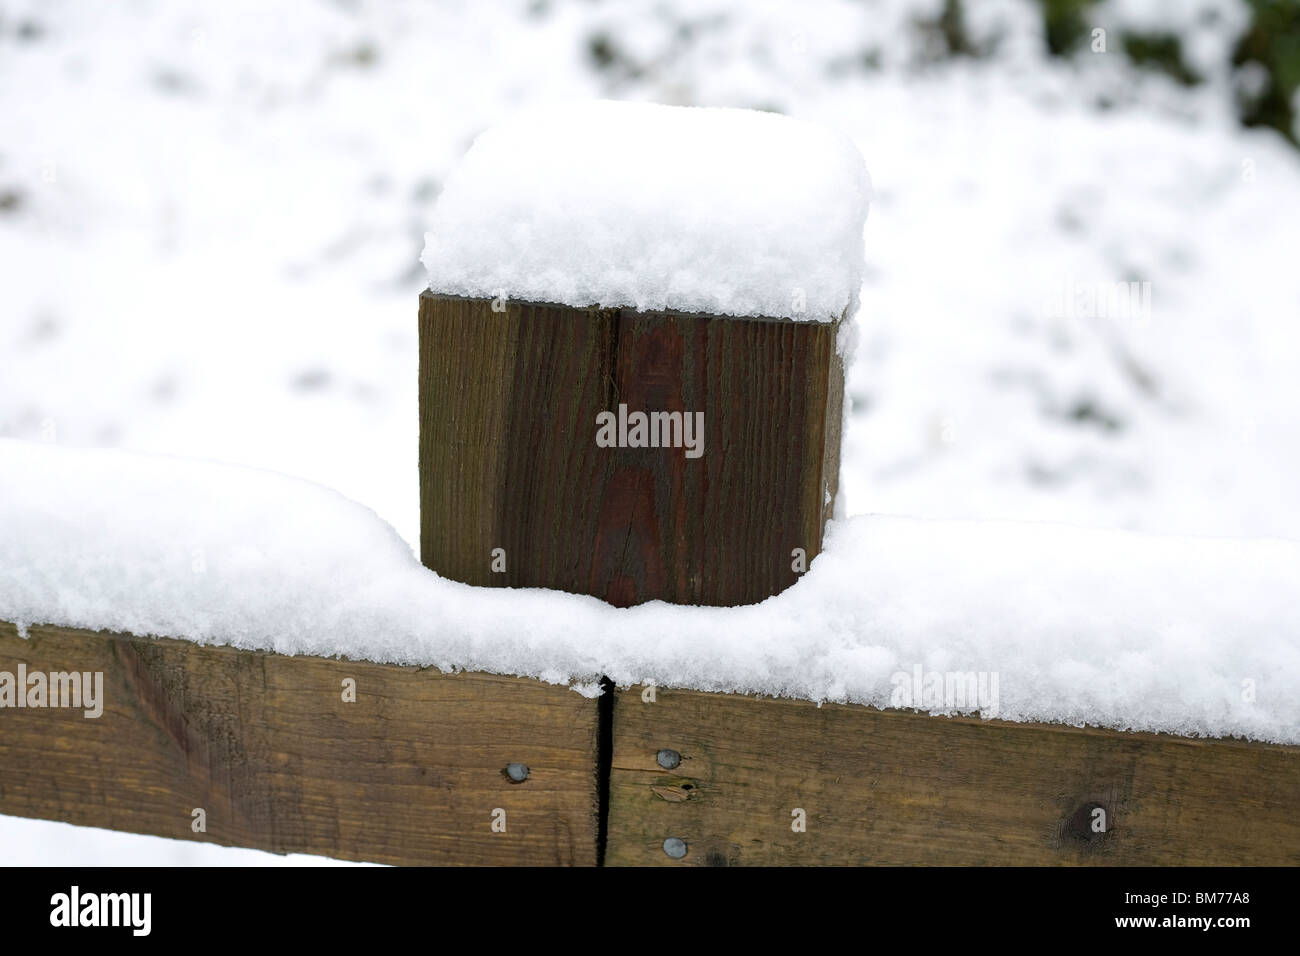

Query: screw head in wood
[656,748,681,770]
[504,762,529,783]
[662,837,688,860]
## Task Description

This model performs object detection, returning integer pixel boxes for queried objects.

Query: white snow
[0,814,377,866]
[3,437,1297,744]
[420,101,872,322]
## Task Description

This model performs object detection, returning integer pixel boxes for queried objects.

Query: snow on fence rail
[2,102,1298,865]
[4,438,1297,744]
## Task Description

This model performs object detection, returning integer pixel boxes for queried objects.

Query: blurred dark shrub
[1032,0,1300,143]
[1233,0,1300,144]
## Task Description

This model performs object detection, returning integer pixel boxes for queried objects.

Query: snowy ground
[0,814,375,865]
[2,0,1297,863]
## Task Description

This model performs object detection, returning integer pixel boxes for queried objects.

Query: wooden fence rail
[4,621,1297,865]
[607,684,1300,866]
[0,622,599,866]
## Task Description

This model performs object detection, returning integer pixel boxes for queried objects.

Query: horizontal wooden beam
[0,622,599,866]
[6,622,1298,865]
[606,684,1300,865]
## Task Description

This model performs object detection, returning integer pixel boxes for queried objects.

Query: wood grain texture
[0,622,599,866]
[607,685,1300,866]
[418,292,843,607]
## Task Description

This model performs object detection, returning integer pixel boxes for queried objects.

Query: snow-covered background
[2,0,1298,863]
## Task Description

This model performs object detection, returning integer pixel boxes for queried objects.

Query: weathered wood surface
[418,292,844,607]
[0,622,599,866]
[8,622,1297,867]
[606,685,1300,866]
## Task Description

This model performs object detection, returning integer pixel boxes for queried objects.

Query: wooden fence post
[418,293,844,607]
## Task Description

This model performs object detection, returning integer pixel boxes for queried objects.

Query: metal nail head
[663,837,688,860]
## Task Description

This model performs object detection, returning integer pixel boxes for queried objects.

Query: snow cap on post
[421,100,871,323]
